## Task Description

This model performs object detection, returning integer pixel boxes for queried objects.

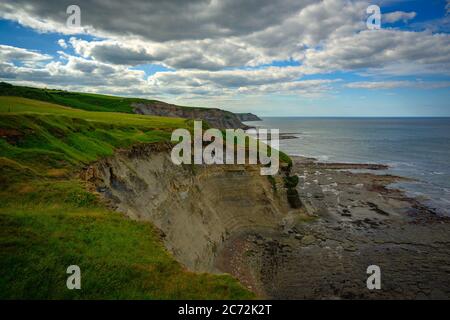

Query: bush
[284,175,299,188]
[287,188,302,208]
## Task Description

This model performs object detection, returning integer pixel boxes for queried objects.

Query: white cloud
[0,0,367,70]
[0,50,147,93]
[0,44,338,98]
[383,11,416,24]
[0,45,52,67]
[301,30,450,75]
[68,37,263,70]
[346,80,450,89]
[0,0,449,105]
[57,39,68,49]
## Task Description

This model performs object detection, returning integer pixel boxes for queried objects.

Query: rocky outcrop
[132,101,250,129]
[235,113,262,121]
[82,143,298,272]
[81,147,450,299]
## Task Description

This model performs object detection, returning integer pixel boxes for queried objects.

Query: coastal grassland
[0,96,254,299]
[0,82,141,113]
[0,82,207,113]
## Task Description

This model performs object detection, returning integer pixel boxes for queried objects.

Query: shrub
[284,175,299,188]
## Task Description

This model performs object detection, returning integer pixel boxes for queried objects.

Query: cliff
[0,96,256,299]
[235,113,262,121]
[132,101,250,129]
[82,143,300,272]
[0,83,260,130]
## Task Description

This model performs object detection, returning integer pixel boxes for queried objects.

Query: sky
[0,0,449,116]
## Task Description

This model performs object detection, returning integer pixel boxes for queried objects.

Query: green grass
[0,204,252,299]
[0,96,254,299]
[0,96,187,128]
[0,82,210,113]
[0,82,140,113]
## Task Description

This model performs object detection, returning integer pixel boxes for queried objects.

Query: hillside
[133,101,249,129]
[0,82,250,129]
[0,96,255,299]
[235,113,262,121]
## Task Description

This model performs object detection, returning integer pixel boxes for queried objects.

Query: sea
[244,117,450,215]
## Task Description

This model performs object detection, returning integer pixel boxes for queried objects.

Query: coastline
[243,117,450,216]
[215,154,450,299]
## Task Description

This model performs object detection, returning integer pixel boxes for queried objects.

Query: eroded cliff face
[82,143,293,272]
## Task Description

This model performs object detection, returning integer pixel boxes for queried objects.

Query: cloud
[244,0,367,59]
[0,44,337,98]
[144,67,342,98]
[346,80,450,89]
[43,0,371,72]
[0,49,147,93]
[0,0,449,105]
[58,39,68,49]
[0,0,365,69]
[383,11,416,24]
[68,37,262,70]
[0,45,52,67]
[0,0,314,41]
[301,30,450,75]
[148,66,304,89]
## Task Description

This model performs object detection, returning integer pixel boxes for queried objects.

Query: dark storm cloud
[0,0,313,41]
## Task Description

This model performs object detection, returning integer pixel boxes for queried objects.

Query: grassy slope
[0,82,207,113]
[0,96,254,299]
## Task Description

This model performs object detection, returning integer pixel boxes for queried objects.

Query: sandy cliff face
[82,143,293,272]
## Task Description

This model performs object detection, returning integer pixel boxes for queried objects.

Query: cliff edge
[235,113,262,121]
[132,101,250,129]
[82,143,301,273]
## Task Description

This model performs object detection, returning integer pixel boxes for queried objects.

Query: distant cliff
[132,101,250,129]
[0,82,259,130]
[235,113,262,121]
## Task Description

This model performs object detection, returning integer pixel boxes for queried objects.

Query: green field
[0,95,254,299]
[0,82,207,113]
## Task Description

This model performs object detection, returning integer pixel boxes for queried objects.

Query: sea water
[244,117,450,215]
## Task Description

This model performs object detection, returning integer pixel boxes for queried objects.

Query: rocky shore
[215,156,450,299]
[86,142,450,299]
